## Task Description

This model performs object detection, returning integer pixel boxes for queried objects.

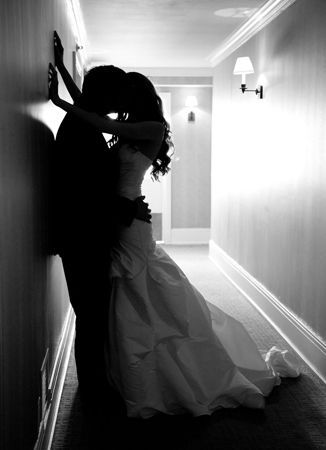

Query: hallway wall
[168,86,212,229]
[157,83,212,230]
[0,1,76,448]
[211,0,326,341]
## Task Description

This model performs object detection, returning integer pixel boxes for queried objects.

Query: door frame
[159,92,172,243]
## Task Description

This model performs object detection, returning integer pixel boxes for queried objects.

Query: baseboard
[34,306,76,450]
[170,228,210,244]
[209,240,326,383]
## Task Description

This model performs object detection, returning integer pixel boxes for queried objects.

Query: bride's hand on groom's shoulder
[135,196,152,224]
[48,63,60,104]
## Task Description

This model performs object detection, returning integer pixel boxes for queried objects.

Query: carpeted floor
[51,245,326,450]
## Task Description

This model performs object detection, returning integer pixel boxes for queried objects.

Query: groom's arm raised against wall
[48,63,151,225]
[54,31,82,103]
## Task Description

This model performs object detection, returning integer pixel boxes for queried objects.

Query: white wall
[211,0,326,342]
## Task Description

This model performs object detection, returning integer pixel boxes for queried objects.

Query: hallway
[51,246,326,450]
[2,1,326,449]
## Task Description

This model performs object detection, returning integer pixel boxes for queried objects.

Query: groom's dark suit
[54,112,135,411]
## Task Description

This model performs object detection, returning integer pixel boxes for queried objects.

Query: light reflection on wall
[214,101,306,196]
[26,101,66,136]
[65,0,87,45]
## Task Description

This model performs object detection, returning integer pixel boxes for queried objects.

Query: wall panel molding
[209,240,326,383]
[34,307,75,450]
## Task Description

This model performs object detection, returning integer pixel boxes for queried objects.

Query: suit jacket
[52,113,135,256]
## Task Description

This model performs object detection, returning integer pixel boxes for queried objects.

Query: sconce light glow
[214,107,305,195]
[233,56,263,99]
[185,96,198,108]
[185,96,198,122]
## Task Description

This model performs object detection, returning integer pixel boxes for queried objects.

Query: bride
[48,57,299,419]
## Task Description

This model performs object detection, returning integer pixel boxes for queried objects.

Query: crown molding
[120,67,214,77]
[207,0,297,67]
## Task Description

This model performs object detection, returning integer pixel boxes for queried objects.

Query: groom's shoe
[82,404,127,449]
[104,387,127,418]
[79,381,126,417]
[82,415,111,449]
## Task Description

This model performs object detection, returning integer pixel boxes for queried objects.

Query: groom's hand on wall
[54,31,64,68]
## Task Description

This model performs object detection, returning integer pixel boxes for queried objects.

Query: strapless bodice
[117,144,152,200]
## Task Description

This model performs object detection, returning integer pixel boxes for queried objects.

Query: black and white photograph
[1,1,326,449]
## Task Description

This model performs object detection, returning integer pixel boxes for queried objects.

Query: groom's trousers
[61,247,113,411]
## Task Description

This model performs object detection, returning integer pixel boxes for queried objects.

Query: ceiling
[78,0,268,69]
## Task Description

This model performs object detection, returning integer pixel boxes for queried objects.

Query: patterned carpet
[51,245,326,450]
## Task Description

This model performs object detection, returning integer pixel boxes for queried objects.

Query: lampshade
[233,57,254,75]
[185,95,198,108]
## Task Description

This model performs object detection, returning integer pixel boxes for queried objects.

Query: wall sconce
[233,57,263,99]
[185,95,198,121]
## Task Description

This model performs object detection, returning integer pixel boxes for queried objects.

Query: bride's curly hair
[110,72,173,180]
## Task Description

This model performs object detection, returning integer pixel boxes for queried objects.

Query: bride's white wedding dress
[106,144,300,419]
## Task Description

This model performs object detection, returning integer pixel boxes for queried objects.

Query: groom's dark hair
[81,65,126,113]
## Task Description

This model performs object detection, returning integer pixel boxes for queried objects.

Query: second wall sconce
[185,95,198,121]
[233,57,263,99]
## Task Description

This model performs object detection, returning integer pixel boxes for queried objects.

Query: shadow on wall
[0,105,68,448]
[2,108,57,253]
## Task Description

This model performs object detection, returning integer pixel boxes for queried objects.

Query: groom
[52,35,150,418]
